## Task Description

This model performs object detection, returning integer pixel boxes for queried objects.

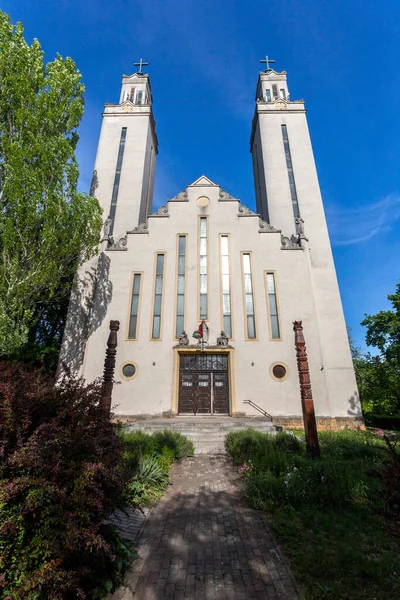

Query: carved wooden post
[293,321,320,458]
[100,320,120,415]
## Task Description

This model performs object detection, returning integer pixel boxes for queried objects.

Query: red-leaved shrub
[0,362,131,599]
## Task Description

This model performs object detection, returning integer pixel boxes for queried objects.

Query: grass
[225,429,400,600]
[120,428,194,507]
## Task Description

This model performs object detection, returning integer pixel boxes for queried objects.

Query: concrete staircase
[125,417,278,455]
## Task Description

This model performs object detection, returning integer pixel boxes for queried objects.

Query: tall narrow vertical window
[109,127,127,236]
[242,253,256,339]
[136,90,143,104]
[152,254,165,339]
[176,236,187,337]
[199,218,208,320]
[281,125,300,222]
[272,84,278,99]
[220,236,232,337]
[265,89,271,102]
[128,274,142,339]
[129,87,135,102]
[265,273,281,339]
[279,88,286,99]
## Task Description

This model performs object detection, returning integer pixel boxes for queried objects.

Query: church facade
[60,63,363,428]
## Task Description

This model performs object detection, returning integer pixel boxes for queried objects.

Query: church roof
[188,175,218,187]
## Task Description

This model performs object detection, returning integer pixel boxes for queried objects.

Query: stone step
[124,418,278,455]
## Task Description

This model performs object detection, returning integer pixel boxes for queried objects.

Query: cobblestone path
[112,456,298,600]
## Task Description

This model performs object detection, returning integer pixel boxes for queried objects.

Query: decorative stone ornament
[281,234,302,250]
[178,331,189,346]
[127,222,149,234]
[152,205,169,216]
[219,189,239,202]
[169,190,188,202]
[238,204,257,216]
[196,196,210,207]
[216,331,229,347]
[101,215,112,244]
[295,217,309,242]
[106,235,127,251]
[259,219,280,233]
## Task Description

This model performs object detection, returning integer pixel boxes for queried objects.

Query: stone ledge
[273,416,365,431]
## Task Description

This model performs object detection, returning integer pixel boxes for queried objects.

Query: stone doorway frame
[172,347,236,416]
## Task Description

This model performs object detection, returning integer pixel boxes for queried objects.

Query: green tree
[0,11,102,359]
[354,284,400,419]
[361,283,400,366]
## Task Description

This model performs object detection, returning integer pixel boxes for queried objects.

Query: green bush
[121,430,156,471]
[225,428,267,464]
[227,428,400,600]
[152,429,195,460]
[126,455,170,506]
[226,429,386,511]
[120,429,193,508]
[273,431,302,454]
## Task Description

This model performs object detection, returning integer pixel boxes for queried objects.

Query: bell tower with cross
[91,59,158,237]
[251,57,356,416]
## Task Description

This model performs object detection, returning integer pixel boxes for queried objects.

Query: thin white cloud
[326,194,400,246]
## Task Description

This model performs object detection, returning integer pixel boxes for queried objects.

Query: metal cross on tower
[260,55,275,71]
[134,58,148,74]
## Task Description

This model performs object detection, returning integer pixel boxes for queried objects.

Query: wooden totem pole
[100,320,120,415]
[293,321,320,458]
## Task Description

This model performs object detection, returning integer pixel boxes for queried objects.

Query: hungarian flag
[193,321,209,341]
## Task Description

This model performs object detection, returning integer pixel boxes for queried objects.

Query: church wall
[280,113,358,417]
[257,112,299,236]
[255,101,360,420]
[94,110,153,236]
[77,183,358,421]
[60,68,362,426]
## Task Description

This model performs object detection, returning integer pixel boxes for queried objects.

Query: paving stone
[109,456,298,599]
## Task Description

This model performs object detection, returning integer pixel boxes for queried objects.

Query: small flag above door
[192,321,209,344]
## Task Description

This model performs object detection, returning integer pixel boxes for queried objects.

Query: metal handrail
[243,400,272,421]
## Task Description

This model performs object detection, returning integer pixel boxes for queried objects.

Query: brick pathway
[112,456,298,600]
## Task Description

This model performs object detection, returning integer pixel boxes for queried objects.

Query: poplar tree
[0,11,102,357]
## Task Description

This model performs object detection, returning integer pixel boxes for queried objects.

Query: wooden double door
[178,354,229,415]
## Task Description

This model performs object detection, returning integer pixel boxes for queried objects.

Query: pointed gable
[189,175,218,187]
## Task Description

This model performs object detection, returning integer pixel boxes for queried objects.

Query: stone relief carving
[169,190,188,202]
[102,216,112,240]
[216,331,229,347]
[295,217,309,241]
[178,330,189,346]
[106,235,127,251]
[281,234,302,250]
[238,204,257,216]
[89,169,98,197]
[127,222,149,234]
[259,219,280,233]
[219,189,239,202]
[151,205,169,217]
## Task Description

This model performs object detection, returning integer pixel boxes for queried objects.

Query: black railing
[243,400,272,421]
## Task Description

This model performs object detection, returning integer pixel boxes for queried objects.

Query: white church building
[60,61,363,429]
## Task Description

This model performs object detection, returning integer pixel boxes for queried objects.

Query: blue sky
[4,0,400,349]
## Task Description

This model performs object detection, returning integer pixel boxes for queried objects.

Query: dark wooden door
[178,354,229,415]
[212,372,229,414]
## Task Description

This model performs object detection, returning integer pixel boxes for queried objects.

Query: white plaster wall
[93,107,156,237]
[74,181,358,419]
[253,98,360,418]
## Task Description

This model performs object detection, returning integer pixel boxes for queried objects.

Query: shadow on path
[112,456,298,600]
